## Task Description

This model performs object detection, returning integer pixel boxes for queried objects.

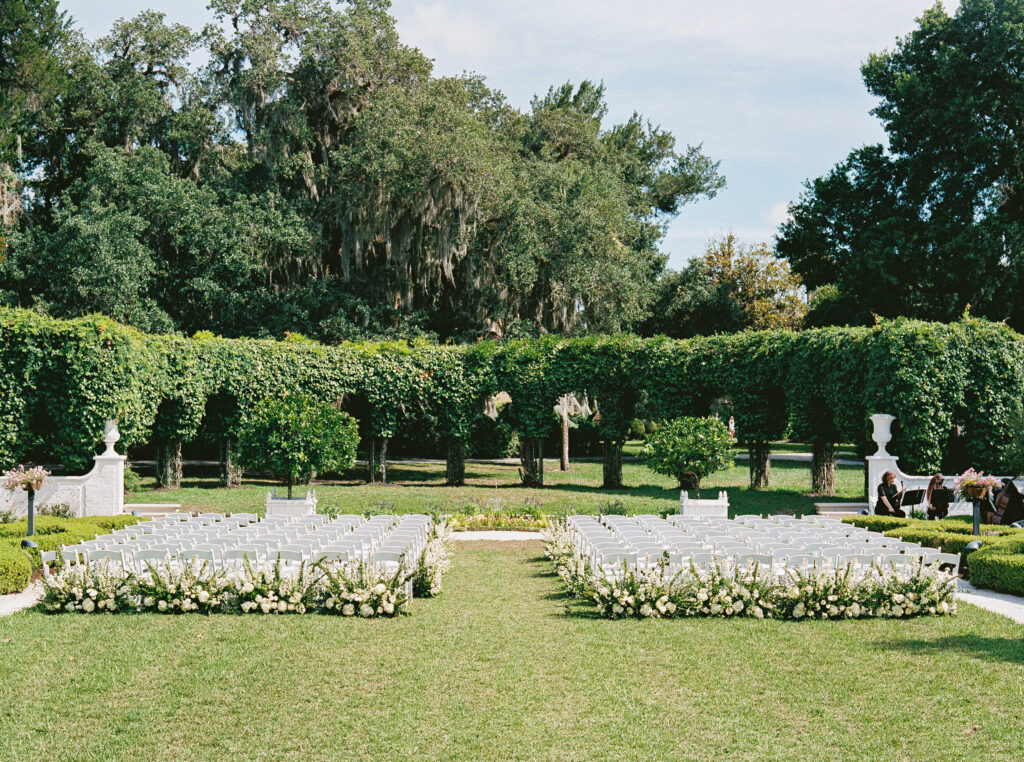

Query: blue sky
[61,0,953,269]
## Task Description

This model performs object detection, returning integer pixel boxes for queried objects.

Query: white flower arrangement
[40,562,134,614]
[229,558,318,614]
[412,522,453,598]
[544,521,958,621]
[132,561,228,614]
[318,559,410,617]
[40,528,453,618]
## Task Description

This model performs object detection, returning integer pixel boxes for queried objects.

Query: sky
[60,0,955,269]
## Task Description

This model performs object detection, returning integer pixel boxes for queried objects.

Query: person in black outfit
[875,471,906,517]
[926,474,950,520]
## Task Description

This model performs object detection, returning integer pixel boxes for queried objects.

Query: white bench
[676,490,729,519]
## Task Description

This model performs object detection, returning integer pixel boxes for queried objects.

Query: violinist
[875,471,906,517]
[925,474,951,520]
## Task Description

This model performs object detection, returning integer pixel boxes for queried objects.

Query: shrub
[598,499,628,516]
[641,416,733,489]
[0,543,32,595]
[0,507,15,524]
[38,502,75,518]
[237,395,360,498]
[123,464,143,494]
[968,548,1024,595]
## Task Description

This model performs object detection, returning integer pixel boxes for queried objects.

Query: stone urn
[870,414,896,456]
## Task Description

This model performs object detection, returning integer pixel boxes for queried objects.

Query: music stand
[902,489,925,507]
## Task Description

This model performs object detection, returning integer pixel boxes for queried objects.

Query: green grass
[126,457,866,517]
[1,542,1022,760]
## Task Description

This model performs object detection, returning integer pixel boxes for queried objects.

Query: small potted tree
[640,417,732,490]
[2,465,50,537]
[237,396,360,514]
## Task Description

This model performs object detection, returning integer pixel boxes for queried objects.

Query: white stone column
[866,414,899,509]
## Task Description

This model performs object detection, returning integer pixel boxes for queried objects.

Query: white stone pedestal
[265,489,317,519]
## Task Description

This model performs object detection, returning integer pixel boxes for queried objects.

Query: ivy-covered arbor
[2,308,1022,493]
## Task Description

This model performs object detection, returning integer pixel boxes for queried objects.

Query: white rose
[383,602,394,614]
[198,590,210,604]
[359,604,374,617]
[157,600,168,612]
[81,598,95,613]
[143,597,155,607]
[342,604,355,616]
[612,604,624,615]
[640,604,653,617]
[372,583,386,596]
[277,601,287,613]
[64,601,75,612]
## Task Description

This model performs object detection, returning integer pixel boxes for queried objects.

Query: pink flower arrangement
[952,468,1002,500]
[2,465,50,493]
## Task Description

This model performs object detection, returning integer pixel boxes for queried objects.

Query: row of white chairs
[53,512,433,576]
[566,514,960,576]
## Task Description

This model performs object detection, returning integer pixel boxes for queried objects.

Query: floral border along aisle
[40,522,454,617]
[542,521,957,621]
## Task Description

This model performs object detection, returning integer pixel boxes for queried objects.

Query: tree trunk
[155,443,168,488]
[602,440,624,489]
[287,482,293,499]
[367,437,388,484]
[446,439,466,486]
[219,437,243,487]
[811,440,836,496]
[519,438,542,487]
[155,440,181,489]
[538,438,544,486]
[749,441,771,490]
[560,409,570,471]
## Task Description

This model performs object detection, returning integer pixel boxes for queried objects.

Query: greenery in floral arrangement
[640,416,733,489]
[543,521,958,620]
[230,559,320,614]
[448,513,550,531]
[413,523,453,597]
[39,562,135,613]
[133,561,228,614]
[236,395,360,498]
[37,555,443,618]
[318,561,410,617]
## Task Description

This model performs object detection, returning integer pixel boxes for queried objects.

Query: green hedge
[968,539,1024,595]
[4,308,1024,480]
[0,542,32,595]
[0,515,142,593]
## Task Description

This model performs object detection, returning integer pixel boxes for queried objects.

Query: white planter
[870,414,896,457]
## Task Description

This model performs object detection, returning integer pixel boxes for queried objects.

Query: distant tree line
[0,0,732,341]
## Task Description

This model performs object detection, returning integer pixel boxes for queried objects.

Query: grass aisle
[1,544,1023,760]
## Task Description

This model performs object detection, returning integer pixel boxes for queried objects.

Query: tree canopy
[641,234,805,338]
[0,0,724,341]
[777,0,1024,330]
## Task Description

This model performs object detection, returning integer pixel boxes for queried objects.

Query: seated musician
[875,471,906,517]
[992,478,1024,525]
[925,474,951,520]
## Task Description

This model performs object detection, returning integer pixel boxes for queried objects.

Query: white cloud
[403,3,499,63]
[765,202,791,228]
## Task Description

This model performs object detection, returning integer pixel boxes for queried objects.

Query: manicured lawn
[1,542,1022,760]
[126,457,866,517]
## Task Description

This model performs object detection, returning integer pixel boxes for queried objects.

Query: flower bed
[40,524,454,617]
[543,522,957,621]
[448,513,548,532]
